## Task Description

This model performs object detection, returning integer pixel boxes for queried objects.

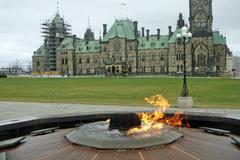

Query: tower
[84,18,95,43]
[177,13,185,29]
[41,12,71,71]
[189,0,213,37]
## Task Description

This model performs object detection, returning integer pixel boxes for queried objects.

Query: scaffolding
[41,13,71,71]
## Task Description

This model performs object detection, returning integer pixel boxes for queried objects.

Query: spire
[88,17,90,29]
[177,13,185,29]
[121,2,127,19]
[56,1,60,15]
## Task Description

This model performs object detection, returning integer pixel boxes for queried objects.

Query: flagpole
[121,3,126,20]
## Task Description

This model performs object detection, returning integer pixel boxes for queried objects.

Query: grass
[0,77,239,109]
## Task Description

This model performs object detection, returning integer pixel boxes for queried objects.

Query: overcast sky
[0,0,239,68]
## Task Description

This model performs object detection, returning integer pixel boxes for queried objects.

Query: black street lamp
[176,26,192,97]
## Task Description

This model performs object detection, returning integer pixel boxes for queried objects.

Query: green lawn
[0,77,239,109]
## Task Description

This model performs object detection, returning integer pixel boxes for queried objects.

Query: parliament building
[32,0,234,76]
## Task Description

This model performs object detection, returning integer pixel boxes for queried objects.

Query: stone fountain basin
[65,121,183,150]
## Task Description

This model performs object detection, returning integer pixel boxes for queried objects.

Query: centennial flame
[128,94,189,135]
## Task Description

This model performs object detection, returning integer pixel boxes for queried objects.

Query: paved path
[0,101,240,124]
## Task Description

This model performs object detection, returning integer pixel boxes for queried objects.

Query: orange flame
[128,94,188,135]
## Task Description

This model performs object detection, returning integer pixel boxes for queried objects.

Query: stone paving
[0,101,240,124]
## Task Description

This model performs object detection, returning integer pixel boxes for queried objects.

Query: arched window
[87,57,90,63]
[180,64,183,72]
[181,54,184,60]
[152,54,155,61]
[141,54,146,62]
[161,54,164,60]
[79,58,82,64]
[65,59,68,65]
[177,65,179,72]
[128,54,134,62]
[197,53,206,66]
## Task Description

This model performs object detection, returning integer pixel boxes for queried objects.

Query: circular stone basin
[65,121,183,150]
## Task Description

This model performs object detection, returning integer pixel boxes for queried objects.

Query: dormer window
[151,43,155,47]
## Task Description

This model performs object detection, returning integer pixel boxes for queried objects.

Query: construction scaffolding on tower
[41,13,71,71]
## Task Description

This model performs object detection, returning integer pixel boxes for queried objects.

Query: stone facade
[32,0,234,77]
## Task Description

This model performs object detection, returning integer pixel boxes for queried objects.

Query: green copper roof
[58,37,75,50]
[102,19,135,42]
[138,35,169,50]
[75,40,100,53]
[213,31,226,45]
[33,45,48,56]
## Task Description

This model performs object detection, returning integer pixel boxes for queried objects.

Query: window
[62,59,64,65]
[142,66,146,72]
[177,65,179,72]
[180,65,183,72]
[197,53,206,66]
[65,59,68,65]
[141,55,146,62]
[37,62,40,66]
[103,46,107,52]
[151,43,155,47]
[161,66,165,72]
[87,57,90,63]
[86,46,89,51]
[161,54,164,60]
[151,66,155,72]
[79,58,82,64]
[151,54,155,61]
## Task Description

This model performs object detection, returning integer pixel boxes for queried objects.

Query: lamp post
[176,26,194,108]
[176,26,192,97]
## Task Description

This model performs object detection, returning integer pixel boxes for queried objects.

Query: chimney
[146,29,150,41]
[103,24,107,37]
[141,27,145,37]
[73,34,77,46]
[133,21,138,36]
[157,29,160,41]
[168,26,172,37]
